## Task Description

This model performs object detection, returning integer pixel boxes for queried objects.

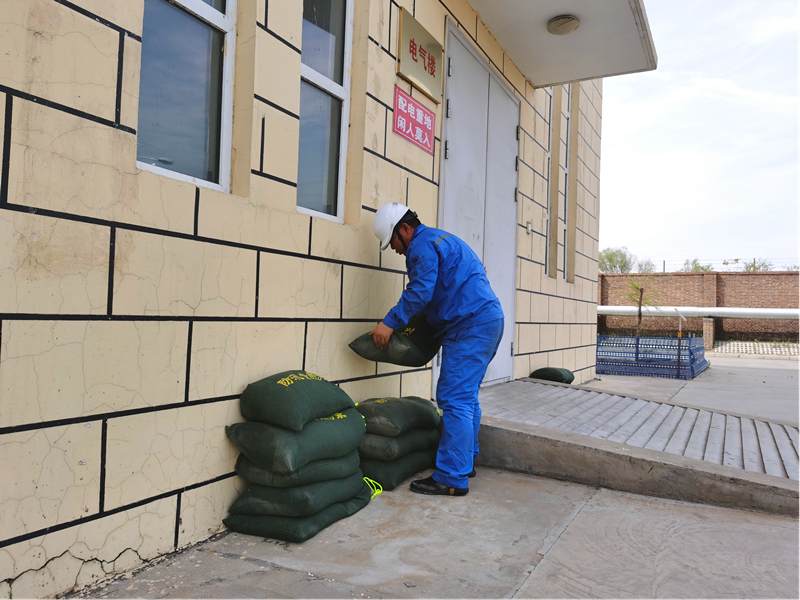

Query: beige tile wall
[514,78,601,384]
[0,0,602,595]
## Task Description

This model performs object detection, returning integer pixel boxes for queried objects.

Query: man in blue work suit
[370,203,504,496]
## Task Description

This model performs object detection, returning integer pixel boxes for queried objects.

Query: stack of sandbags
[355,396,441,490]
[224,370,371,542]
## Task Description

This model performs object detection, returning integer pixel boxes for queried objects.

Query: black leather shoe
[468,469,476,478]
[410,476,468,496]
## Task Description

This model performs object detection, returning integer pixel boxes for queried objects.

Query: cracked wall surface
[0,0,602,596]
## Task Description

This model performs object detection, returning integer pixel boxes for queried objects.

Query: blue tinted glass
[137,0,224,183]
[302,0,346,84]
[201,0,226,12]
[297,82,342,216]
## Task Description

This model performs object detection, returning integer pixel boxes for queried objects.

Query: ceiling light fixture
[547,15,580,36]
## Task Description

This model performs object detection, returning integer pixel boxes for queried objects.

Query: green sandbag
[358,428,440,461]
[240,370,355,432]
[360,450,436,490]
[355,396,441,437]
[226,407,366,474]
[229,470,366,517]
[223,481,372,543]
[348,313,441,367]
[529,367,575,384]
[236,449,360,488]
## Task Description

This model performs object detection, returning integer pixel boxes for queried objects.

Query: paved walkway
[714,340,799,356]
[480,379,799,480]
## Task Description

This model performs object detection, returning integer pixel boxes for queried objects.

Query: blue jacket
[383,224,503,338]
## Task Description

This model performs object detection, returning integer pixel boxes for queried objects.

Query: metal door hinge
[510,342,514,356]
[448,57,453,76]
[514,187,518,202]
[446,99,451,118]
[444,140,449,159]
[515,157,519,171]
[516,126,520,140]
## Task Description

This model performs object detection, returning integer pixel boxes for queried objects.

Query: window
[562,83,572,280]
[136,0,237,191]
[297,0,353,220]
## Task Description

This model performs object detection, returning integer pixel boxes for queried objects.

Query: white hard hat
[373,203,413,251]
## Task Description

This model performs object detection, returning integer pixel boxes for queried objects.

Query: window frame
[562,83,572,281]
[296,0,354,224]
[135,0,237,193]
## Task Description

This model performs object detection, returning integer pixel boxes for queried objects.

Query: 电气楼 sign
[393,86,435,155]
[397,8,443,103]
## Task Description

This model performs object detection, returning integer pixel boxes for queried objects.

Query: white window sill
[136,161,229,194]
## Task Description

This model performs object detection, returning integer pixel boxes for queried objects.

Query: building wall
[0,0,602,596]
[598,272,799,339]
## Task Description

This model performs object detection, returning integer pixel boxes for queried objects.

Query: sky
[599,0,799,272]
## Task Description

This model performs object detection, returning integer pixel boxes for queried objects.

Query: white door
[482,76,519,384]
[435,22,519,389]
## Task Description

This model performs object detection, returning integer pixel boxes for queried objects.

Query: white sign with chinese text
[397,7,443,103]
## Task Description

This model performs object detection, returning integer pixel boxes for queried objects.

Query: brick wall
[598,272,799,340]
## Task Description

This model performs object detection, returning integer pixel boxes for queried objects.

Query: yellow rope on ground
[363,477,383,499]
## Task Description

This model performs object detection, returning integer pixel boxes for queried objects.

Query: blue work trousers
[432,318,504,489]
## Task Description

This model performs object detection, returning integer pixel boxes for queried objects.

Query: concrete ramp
[478,379,799,515]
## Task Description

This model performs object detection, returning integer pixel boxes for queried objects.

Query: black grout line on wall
[388,0,394,52]
[334,367,430,385]
[307,218,313,255]
[514,343,596,358]
[53,0,142,41]
[431,139,436,182]
[362,205,377,213]
[260,116,265,173]
[0,84,135,134]
[366,92,393,112]
[99,418,108,512]
[194,187,200,236]
[515,322,597,326]
[173,493,181,549]
[184,322,193,402]
[363,147,438,186]
[575,250,598,263]
[115,32,124,124]
[515,290,598,304]
[576,226,598,243]
[302,322,308,371]
[264,0,269,28]
[0,394,241,437]
[0,472,235,550]
[106,227,115,317]
[1,94,12,204]
[405,177,409,205]
[257,22,301,54]
[517,255,545,267]
[383,105,388,156]
[6,201,413,277]
[251,169,297,188]
[367,36,396,60]
[254,94,300,120]
[0,313,393,324]
[340,266,344,319]
[255,252,261,317]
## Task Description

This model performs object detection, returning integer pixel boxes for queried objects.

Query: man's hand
[368,322,394,350]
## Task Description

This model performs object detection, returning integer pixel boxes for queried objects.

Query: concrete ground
[71,467,798,599]
[72,356,800,599]
[582,355,799,424]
